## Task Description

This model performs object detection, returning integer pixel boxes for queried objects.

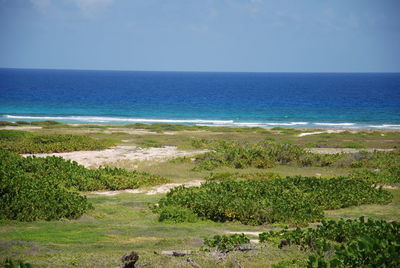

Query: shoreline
[2,119,400,131]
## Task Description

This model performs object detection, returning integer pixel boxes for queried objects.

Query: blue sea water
[0,68,400,129]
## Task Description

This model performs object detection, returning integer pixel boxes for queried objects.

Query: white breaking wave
[3,115,399,129]
[3,115,234,125]
[263,122,309,126]
[368,124,400,128]
[313,122,355,126]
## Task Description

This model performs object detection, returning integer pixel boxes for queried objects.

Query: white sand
[297,129,346,137]
[23,145,208,168]
[90,179,205,196]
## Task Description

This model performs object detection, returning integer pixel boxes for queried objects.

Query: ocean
[1,68,399,129]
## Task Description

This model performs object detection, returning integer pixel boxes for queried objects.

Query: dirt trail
[90,179,204,196]
[297,129,346,137]
[23,145,207,168]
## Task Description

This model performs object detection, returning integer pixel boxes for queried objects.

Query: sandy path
[297,129,347,137]
[23,145,208,168]
[90,179,205,196]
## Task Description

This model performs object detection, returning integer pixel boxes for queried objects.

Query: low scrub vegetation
[193,139,400,171]
[0,150,169,221]
[158,206,199,223]
[0,129,116,153]
[260,217,400,267]
[202,233,250,252]
[0,150,92,221]
[350,166,400,185]
[124,123,270,133]
[156,177,391,225]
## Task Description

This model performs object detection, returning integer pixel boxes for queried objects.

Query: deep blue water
[1,68,400,129]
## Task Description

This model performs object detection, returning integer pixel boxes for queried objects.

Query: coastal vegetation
[0,129,116,153]
[0,123,399,267]
[0,149,168,221]
[260,217,400,267]
[193,139,400,171]
[156,177,391,225]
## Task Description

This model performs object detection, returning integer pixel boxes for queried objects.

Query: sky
[0,0,399,72]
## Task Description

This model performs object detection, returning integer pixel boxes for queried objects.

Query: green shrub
[194,139,400,170]
[194,140,303,170]
[157,177,391,225]
[260,217,400,267]
[158,206,199,223]
[0,130,116,153]
[0,150,92,221]
[0,150,169,192]
[0,150,169,221]
[350,167,400,185]
[203,233,250,252]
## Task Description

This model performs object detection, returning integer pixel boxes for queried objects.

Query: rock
[121,251,139,268]
[315,173,322,177]
[160,250,192,256]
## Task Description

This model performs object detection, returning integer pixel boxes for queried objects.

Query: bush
[158,206,199,223]
[0,150,169,221]
[0,150,92,221]
[157,177,391,225]
[0,130,116,153]
[193,139,400,170]
[260,217,400,267]
[350,167,400,185]
[0,150,169,192]
[203,233,250,252]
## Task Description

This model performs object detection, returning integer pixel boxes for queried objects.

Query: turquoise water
[1,68,399,129]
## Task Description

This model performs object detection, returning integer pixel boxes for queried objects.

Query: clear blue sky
[0,0,399,72]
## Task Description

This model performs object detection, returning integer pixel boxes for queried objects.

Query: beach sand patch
[22,145,208,168]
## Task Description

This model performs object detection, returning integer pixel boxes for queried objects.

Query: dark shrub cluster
[157,177,391,225]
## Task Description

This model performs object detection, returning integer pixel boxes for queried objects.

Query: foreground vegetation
[260,217,400,267]
[0,122,399,267]
[156,177,391,225]
[0,150,168,221]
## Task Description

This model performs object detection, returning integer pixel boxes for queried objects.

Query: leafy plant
[0,150,169,221]
[0,130,116,153]
[158,206,199,223]
[157,177,391,225]
[192,139,400,171]
[203,233,250,252]
[259,217,400,267]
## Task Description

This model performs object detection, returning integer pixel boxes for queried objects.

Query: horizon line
[1,67,399,74]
